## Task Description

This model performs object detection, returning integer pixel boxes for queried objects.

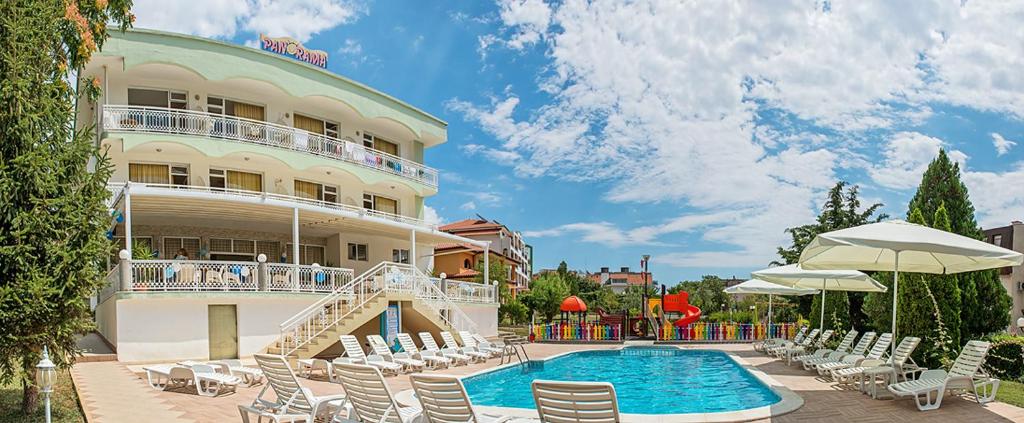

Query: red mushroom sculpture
[560,295,588,323]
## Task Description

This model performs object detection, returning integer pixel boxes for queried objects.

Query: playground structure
[648,291,702,329]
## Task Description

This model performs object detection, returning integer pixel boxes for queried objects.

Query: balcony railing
[440,279,497,303]
[108,182,437,230]
[103,105,439,188]
[101,258,354,297]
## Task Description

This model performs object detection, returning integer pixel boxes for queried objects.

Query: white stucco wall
[112,294,321,363]
[95,297,118,345]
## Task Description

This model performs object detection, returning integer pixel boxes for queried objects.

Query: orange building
[435,218,532,297]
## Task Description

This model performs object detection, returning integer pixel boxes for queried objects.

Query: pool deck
[71,343,1024,422]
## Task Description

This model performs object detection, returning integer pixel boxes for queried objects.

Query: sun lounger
[768,328,819,357]
[411,374,511,423]
[459,331,502,358]
[339,334,403,376]
[296,358,331,379]
[440,331,489,362]
[794,329,857,366]
[532,380,620,423]
[888,340,998,411]
[334,363,422,423]
[804,331,876,371]
[817,332,888,376]
[397,332,450,369]
[784,329,833,365]
[144,364,240,397]
[238,354,347,423]
[420,332,472,365]
[755,326,807,353]
[368,334,425,373]
[830,335,910,386]
[210,359,264,386]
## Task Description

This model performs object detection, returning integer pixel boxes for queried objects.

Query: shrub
[499,300,529,325]
[983,334,1024,382]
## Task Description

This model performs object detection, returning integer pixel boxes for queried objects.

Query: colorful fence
[531,322,623,341]
[658,322,798,342]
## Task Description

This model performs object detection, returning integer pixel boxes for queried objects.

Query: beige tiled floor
[72,343,1024,422]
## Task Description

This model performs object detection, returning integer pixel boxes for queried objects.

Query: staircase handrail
[409,267,479,333]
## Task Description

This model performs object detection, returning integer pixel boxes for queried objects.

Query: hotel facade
[82,29,497,363]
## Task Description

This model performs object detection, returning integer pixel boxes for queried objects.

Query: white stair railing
[275,262,481,356]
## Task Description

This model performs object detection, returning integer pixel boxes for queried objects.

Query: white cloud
[963,163,1024,228]
[132,0,365,41]
[869,132,966,190]
[496,0,551,50]
[422,205,445,226]
[992,133,1018,156]
[460,201,477,211]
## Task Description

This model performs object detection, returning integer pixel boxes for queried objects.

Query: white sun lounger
[339,335,403,376]
[420,332,472,365]
[397,332,450,369]
[368,334,425,373]
[755,326,807,353]
[804,331,876,371]
[296,358,331,379]
[334,363,422,423]
[888,340,999,411]
[831,335,910,386]
[795,329,858,365]
[238,354,348,423]
[816,332,887,376]
[769,328,819,357]
[440,331,489,362]
[210,359,264,386]
[411,374,511,423]
[143,364,240,397]
[785,329,833,365]
[459,331,502,358]
[532,380,620,423]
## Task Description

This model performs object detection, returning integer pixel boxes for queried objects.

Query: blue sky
[134,0,1024,285]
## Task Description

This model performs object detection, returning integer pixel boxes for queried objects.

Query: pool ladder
[499,334,531,366]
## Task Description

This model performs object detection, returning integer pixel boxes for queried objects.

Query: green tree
[775,182,887,326]
[0,0,133,414]
[520,274,569,323]
[906,149,1009,341]
[499,299,529,325]
[669,275,730,314]
[473,258,510,302]
[808,290,850,332]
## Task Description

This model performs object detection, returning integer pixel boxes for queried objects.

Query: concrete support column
[257,253,268,291]
[124,183,132,254]
[410,230,417,269]
[292,208,300,290]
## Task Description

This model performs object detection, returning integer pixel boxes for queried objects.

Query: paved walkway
[70,343,1024,422]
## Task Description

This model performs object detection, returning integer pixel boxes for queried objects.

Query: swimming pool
[462,347,782,414]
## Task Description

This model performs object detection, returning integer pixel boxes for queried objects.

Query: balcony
[100,259,355,302]
[102,105,438,188]
[107,182,437,230]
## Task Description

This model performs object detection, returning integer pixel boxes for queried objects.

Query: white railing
[276,262,480,356]
[103,105,439,188]
[107,182,437,230]
[111,259,353,293]
[440,279,496,303]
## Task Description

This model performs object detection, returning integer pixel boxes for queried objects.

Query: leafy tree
[473,258,510,302]
[906,149,1009,341]
[0,0,133,414]
[775,181,887,326]
[520,274,569,323]
[499,299,529,325]
[618,284,658,316]
[669,275,730,314]
[808,290,850,332]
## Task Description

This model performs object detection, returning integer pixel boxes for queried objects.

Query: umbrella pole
[820,279,826,331]
[891,251,900,359]
[768,294,773,333]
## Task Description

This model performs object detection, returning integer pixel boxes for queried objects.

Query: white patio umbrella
[752,264,886,332]
[799,219,1024,357]
[724,278,818,329]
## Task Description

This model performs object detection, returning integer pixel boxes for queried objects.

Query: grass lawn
[997,380,1024,409]
[0,370,84,423]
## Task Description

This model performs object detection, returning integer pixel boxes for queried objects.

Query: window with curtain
[128,163,170,184]
[163,237,200,259]
[374,196,398,214]
[294,114,325,134]
[294,180,321,200]
[375,139,399,156]
[230,101,265,121]
[226,170,263,192]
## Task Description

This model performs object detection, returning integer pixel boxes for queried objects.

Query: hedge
[983,334,1024,382]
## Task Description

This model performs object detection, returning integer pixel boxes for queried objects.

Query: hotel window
[256,240,280,261]
[294,114,340,138]
[210,168,262,192]
[208,238,256,261]
[207,96,265,121]
[362,194,398,214]
[127,88,187,109]
[128,163,189,186]
[463,259,472,269]
[363,133,399,156]
[286,244,326,265]
[993,235,1003,246]
[348,243,368,261]
[163,237,200,259]
[294,180,338,203]
[392,249,410,264]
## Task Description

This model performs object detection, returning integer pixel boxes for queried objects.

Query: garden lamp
[36,346,55,423]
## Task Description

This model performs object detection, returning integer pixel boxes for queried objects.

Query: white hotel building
[81,29,497,363]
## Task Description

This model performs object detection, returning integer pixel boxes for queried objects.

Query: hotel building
[433,218,533,297]
[984,221,1024,332]
[82,29,497,363]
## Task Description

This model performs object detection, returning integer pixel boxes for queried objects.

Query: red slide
[663,292,702,327]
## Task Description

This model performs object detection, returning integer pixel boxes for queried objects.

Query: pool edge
[462,345,804,423]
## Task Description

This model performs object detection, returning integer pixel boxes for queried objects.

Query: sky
[131,0,1024,285]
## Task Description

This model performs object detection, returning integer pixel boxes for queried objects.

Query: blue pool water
[462,347,780,414]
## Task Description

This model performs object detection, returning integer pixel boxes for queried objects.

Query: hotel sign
[259,34,328,68]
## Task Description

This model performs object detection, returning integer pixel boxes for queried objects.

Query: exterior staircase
[269,262,478,360]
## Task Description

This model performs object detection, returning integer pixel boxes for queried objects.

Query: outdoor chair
[532,380,620,423]
[367,334,425,373]
[334,363,422,423]
[440,331,489,362]
[419,332,471,365]
[238,354,348,423]
[411,374,510,423]
[888,340,998,411]
[397,332,450,369]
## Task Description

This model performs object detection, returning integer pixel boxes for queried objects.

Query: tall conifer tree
[0,0,132,414]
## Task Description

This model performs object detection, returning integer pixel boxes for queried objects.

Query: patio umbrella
[799,219,1024,357]
[752,264,886,332]
[724,278,818,328]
